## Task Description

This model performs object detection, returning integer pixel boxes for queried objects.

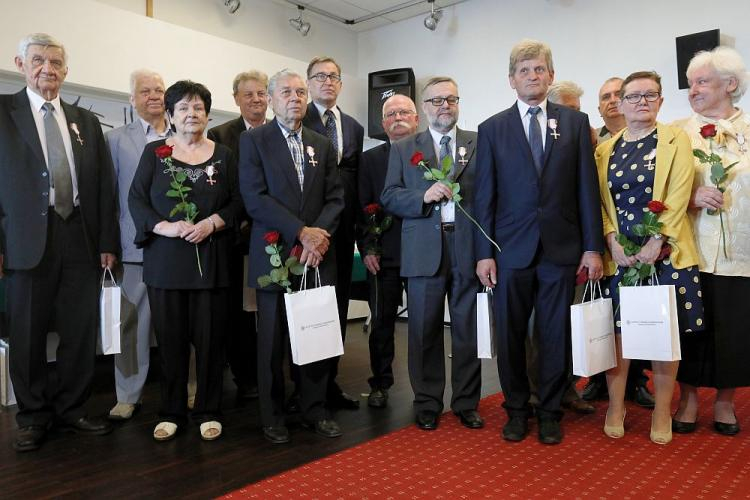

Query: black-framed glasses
[423,95,460,106]
[384,109,416,119]
[622,92,660,104]
[309,72,342,83]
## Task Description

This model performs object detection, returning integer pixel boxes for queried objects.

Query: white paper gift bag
[284,267,344,366]
[0,339,16,406]
[570,281,616,376]
[99,267,122,355]
[620,284,681,361]
[242,255,258,312]
[477,287,496,359]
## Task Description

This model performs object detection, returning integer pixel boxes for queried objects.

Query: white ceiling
[272,0,468,32]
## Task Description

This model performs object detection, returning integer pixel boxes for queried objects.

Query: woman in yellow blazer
[595,71,703,445]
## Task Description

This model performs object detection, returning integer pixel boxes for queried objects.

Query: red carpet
[223,388,750,499]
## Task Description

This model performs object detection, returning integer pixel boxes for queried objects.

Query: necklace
[623,126,656,142]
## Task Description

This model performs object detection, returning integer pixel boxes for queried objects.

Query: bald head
[381,94,419,141]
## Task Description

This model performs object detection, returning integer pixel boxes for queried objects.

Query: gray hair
[129,69,164,96]
[17,32,67,65]
[509,39,553,76]
[268,69,306,94]
[547,81,583,104]
[421,76,458,95]
[687,46,749,102]
[232,70,269,95]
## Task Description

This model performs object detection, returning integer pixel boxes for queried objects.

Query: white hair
[268,69,306,94]
[17,32,67,65]
[129,69,164,96]
[547,81,583,104]
[687,46,749,102]
[381,94,416,118]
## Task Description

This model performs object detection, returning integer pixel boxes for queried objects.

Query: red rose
[657,244,672,261]
[575,268,588,286]
[699,124,717,139]
[647,200,667,214]
[410,151,425,166]
[290,245,303,259]
[155,144,173,159]
[263,231,280,245]
[363,203,381,216]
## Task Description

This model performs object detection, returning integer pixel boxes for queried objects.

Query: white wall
[357,0,750,131]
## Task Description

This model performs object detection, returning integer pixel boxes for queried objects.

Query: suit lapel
[542,104,560,169]
[125,121,147,152]
[305,103,325,135]
[61,101,83,178]
[268,119,303,200]
[507,104,536,170]
[454,128,475,181]
[653,123,676,201]
[10,90,45,167]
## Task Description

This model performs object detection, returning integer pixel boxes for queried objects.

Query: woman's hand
[182,217,215,244]
[690,185,723,211]
[154,220,193,238]
[607,232,637,268]
[635,237,663,265]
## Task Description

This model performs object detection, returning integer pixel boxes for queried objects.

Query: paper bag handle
[298,265,322,291]
[101,267,117,288]
[581,280,604,304]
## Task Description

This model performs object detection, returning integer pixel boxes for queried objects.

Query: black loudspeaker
[368,68,416,140]
[676,29,720,89]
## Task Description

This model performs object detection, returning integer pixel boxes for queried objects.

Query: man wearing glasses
[303,56,364,411]
[357,94,419,409]
[382,77,484,432]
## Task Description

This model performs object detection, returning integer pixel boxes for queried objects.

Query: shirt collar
[276,119,302,139]
[138,115,170,137]
[516,98,548,118]
[26,87,61,114]
[314,101,340,123]
[428,126,456,147]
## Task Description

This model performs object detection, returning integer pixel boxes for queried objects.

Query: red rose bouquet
[615,200,671,286]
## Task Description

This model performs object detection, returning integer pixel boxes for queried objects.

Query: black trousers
[256,290,329,427]
[328,169,357,399]
[7,210,99,427]
[406,230,481,413]
[495,247,576,419]
[367,266,403,390]
[147,286,228,424]
[226,247,257,391]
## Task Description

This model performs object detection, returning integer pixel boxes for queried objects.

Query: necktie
[439,135,454,178]
[43,102,74,219]
[324,109,339,157]
[286,131,305,190]
[528,106,544,175]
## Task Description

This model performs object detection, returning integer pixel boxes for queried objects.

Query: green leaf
[170,181,181,190]
[638,263,653,279]
[181,186,192,193]
[285,256,298,267]
[710,163,725,183]
[452,183,461,195]
[423,171,434,181]
[270,267,283,283]
[429,168,445,180]
[166,189,180,198]
[280,280,291,288]
[257,275,273,288]
[632,224,648,237]
[169,206,179,217]
[725,161,739,172]
[441,155,453,173]
[693,149,710,162]
[641,212,658,226]
[290,263,305,275]
[453,193,463,203]
[175,171,187,182]
[270,254,282,267]
[265,245,276,255]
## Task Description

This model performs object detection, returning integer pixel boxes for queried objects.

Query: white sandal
[153,421,178,441]
[199,421,222,441]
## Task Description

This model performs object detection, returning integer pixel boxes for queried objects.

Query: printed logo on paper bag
[301,319,336,332]
[625,320,665,327]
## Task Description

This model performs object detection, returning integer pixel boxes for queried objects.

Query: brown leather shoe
[562,398,596,414]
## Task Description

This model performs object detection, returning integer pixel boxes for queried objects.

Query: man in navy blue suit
[474,40,604,444]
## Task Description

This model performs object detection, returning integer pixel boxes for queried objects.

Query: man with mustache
[382,77,484,431]
[595,77,627,144]
[357,94,418,408]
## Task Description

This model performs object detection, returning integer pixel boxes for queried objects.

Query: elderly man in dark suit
[357,93,418,408]
[303,56,364,411]
[382,77,483,432]
[474,39,604,445]
[239,69,344,444]
[105,69,170,421]
[0,33,119,451]
[208,70,269,401]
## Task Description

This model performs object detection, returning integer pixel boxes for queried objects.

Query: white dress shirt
[314,101,343,164]
[428,126,457,223]
[516,98,548,150]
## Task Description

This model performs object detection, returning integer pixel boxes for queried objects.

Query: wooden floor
[0,319,501,499]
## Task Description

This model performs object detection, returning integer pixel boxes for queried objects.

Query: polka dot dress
[601,130,705,334]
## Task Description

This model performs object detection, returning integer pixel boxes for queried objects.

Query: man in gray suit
[382,77,483,431]
[105,69,170,420]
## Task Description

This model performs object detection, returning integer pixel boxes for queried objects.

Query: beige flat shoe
[108,402,138,421]
[153,421,178,441]
[199,421,222,441]
[650,416,673,445]
[603,410,626,439]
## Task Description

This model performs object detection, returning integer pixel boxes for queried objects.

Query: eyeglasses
[309,72,342,83]
[622,92,660,104]
[423,96,460,106]
[384,109,416,119]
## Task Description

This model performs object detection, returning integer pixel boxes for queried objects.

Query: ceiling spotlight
[224,0,240,14]
[423,0,443,31]
[289,6,311,36]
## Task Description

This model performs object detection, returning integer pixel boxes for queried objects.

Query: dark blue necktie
[324,109,338,155]
[528,106,543,175]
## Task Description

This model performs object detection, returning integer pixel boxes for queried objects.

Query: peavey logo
[381,89,395,100]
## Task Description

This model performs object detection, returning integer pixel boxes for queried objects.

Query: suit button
[41,211,47,216]
[42,172,48,177]
[434,206,440,211]
[42,191,48,196]
[434,224,440,230]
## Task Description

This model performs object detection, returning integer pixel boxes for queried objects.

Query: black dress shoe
[328,392,360,410]
[582,378,608,401]
[672,419,697,434]
[60,416,113,436]
[502,416,528,442]
[367,389,388,408]
[13,425,48,452]
[236,384,259,401]
[454,409,485,429]
[262,425,290,444]
[538,418,562,445]
[632,385,656,408]
[714,420,740,436]
[302,419,342,438]
[416,410,439,430]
